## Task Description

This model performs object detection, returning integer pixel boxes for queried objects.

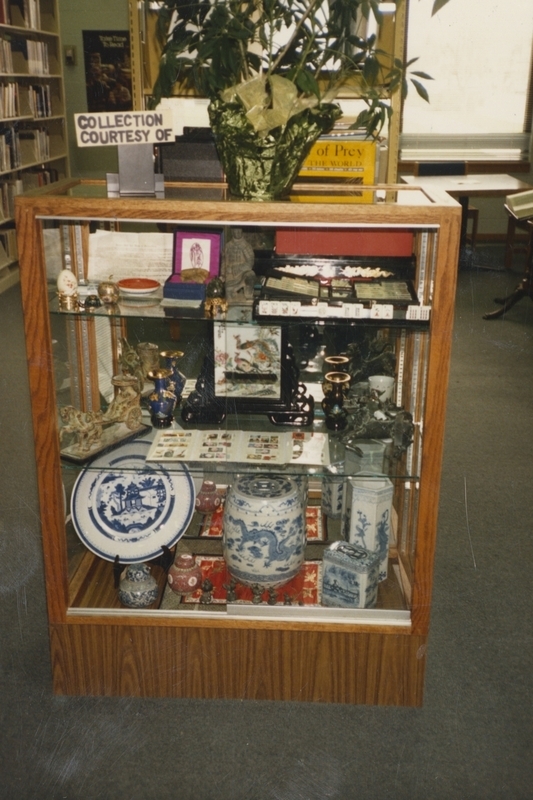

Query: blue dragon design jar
[223,475,306,589]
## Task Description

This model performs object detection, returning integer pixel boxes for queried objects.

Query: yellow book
[298,137,376,180]
[293,137,377,203]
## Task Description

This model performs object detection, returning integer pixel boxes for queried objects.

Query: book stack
[0,82,20,118]
[0,226,18,263]
[26,39,48,75]
[0,0,7,24]
[10,36,48,75]
[20,165,58,189]
[0,124,21,171]
[19,126,49,163]
[28,82,51,117]
[0,175,22,219]
[0,37,14,73]
[6,0,41,29]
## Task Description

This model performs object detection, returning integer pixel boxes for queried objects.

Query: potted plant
[152,0,449,200]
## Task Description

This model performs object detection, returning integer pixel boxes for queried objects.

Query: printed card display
[146,429,330,466]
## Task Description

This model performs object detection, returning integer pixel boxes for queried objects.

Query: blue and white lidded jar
[321,541,380,609]
[223,475,306,589]
[342,476,394,582]
[118,562,159,608]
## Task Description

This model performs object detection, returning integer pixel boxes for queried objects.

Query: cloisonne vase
[322,371,351,431]
[223,475,306,588]
[160,350,186,400]
[147,368,176,428]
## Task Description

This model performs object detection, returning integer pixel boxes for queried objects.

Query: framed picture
[82,31,133,113]
[213,322,292,413]
[173,230,221,283]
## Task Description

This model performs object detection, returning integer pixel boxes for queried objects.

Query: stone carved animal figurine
[119,338,145,392]
[59,406,103,452]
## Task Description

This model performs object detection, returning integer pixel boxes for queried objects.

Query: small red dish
[118,278,161,295]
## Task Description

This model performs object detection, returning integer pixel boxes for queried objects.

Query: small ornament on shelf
[160,349,186,399]
[167,553,203,596]
[322,355,350,395]
[118,563,159,608]
[147,368,176,428]
[199,578,214,605]
[137,342,160,379]
[322,371,351,431]
[97,276,120,306]
[195,480,223,514]
[57,268,79,310]
[223,578,238,603]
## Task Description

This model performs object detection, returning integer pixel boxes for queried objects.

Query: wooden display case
[16,179,460,705]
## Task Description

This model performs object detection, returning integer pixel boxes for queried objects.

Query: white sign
[74,110,174,147]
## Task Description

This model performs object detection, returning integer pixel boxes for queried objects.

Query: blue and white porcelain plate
[71,439,195,563]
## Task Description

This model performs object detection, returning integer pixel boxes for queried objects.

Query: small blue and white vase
[118,562,159,608]
[160,349,186,400]
[147,368,176,428]
[223,475,306,589]
[342,477,394,582]
[321,541,380,609]
[321,475,344,520]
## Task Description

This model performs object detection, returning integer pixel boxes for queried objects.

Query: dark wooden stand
[484,208,533,320]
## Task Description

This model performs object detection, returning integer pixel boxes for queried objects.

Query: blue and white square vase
[321,541,380,608]
[321,473,344,520]
[342,477,393,582]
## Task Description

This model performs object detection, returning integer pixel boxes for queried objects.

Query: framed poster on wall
[82,30,133,113]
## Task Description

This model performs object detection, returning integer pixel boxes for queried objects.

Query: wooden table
[401,173,533,247]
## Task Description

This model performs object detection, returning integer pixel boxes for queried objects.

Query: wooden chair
[414,162,479,249]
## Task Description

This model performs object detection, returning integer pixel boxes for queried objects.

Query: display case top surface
[19,179,460,227]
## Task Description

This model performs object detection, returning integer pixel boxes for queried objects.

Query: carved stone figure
[59,406,103,452]
[221,228,255,303]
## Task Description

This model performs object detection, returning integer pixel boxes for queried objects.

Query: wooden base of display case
[49,622,427,705]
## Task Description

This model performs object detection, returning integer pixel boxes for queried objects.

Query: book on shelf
[28,83,51,117]
[20,166,58,190]
[0,124,21,171]
[0,36,14,73]
[0,237,8,267]
[8,0,40,29]
[0,82,19,118]
[10,36,48,75]
[0,176,23,217]
[506,190,533,221]
[0,226,18,260]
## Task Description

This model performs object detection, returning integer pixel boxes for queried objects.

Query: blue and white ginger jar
[223,475,306,589]
[118,562,159,608]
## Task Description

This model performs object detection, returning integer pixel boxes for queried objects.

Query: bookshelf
[0,0,69,292]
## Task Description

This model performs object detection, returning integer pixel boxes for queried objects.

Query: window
[400,0,533,162]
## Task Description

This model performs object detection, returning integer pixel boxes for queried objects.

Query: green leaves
[410,78,430,102]
[152,0,450,137]
[432,0,452,15]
